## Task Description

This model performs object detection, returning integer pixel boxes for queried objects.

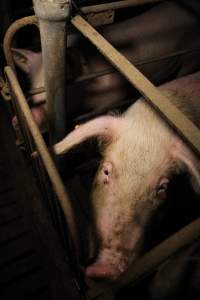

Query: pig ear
[12,48,39,74]
[53,116,122,155]
[173,141,200,194]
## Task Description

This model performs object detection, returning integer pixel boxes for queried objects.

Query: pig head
[12,48,45,104]
[11,48,47,131]
[53,88,200,281]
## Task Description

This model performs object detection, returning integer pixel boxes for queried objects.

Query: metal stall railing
[3,0,200,299]
[2,14,80,269]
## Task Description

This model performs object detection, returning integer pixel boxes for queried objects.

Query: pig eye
[157,178,169,196]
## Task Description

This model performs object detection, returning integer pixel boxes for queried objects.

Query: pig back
[160,71,200,128]
[125,71,200,130]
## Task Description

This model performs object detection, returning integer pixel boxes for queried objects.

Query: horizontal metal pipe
[81,0,163,14]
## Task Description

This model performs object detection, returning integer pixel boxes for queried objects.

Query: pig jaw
[85,244,140,281]
[85,225,143,281]
[85,248,130,281]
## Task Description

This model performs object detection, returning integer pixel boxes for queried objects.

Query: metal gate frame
[3,1,200,299]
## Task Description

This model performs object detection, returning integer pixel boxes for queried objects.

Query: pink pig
[12,48,47,132]
[53,72,200,281]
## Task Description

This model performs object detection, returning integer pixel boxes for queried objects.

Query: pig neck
[126,88,200,130]
[124,97,173,139]
[123,99,175,159]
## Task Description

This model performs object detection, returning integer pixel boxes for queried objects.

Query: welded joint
[33,0,71,21]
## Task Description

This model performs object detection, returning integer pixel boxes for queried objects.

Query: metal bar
[3,15,38,70]
[5,66,79,257]
[118,220,200,288]
[3,15,42,178]
[33,0,70,144]
[3,14,77,255]
[71,15,200,156]
[81,0,163,14]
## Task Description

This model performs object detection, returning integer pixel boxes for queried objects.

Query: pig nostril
[102,162,112,177]
[104,169,109,176]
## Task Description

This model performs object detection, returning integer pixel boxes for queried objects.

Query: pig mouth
[85,248,133,281]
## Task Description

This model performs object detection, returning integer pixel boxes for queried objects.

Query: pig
[11,48,47,131]
[52,71,200,281]
[12,0,200,130]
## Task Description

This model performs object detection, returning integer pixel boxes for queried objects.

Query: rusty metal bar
[71,15,200,157]
[81,0,163,14]
[5,65,79,257]
[33,0,71,144]
[3,15,38,70]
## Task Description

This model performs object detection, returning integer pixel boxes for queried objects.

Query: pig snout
[85,248,129,281]
[86,262,121,281]
[30,105,47,130]
[12,105,47,133]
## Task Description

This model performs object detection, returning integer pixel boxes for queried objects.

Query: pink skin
[85,162,198,281]
[12,105,47,133]
[12,49,46,132]
[85,215,143,280]
[30,106,47,131]
[85,161,170,280]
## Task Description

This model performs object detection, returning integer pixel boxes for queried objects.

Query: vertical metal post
[32,0,76,260]
[33,0,70,144]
